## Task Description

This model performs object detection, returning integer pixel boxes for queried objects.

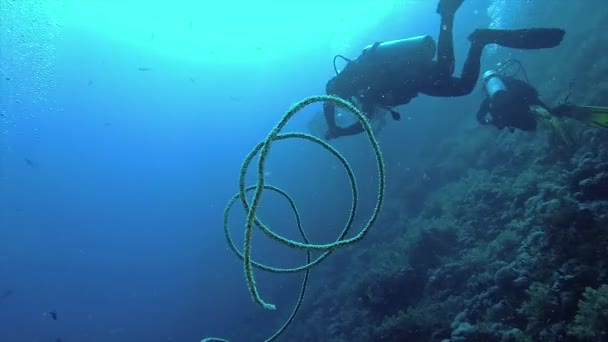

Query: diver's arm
[324,103,366,138]
[323,100,339,132]
[324,78,357,139]
[336,122,365,137]
[335,99,375,137]
[476,97,491,124]
[323,78,344,138]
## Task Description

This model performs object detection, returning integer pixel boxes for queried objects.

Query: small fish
[189,21,192,30]
[150,32,155,41]
[44,310,58,320]
[87,79,93,86]
[24,158,36,168]
[0,289,13,300]
[137,67,151,72]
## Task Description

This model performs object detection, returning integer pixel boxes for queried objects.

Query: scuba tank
[332,35,436,76]
[482,69,508,103]
[360,35,436,76]
[333,36,436,78]
[333,35,436,79]
[483,59,530,100]
[361,35,435,64]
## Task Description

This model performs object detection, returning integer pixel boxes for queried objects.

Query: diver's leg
[436,0,465,16]
[420,42,484,97]
[421,27,565,97]
[550,104,579,118]
[436,10,455,74]
[533,99,552,112]
[435,0,464,75]
[440,27,564,94]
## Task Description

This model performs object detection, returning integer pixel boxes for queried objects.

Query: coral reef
[285,105,608,342]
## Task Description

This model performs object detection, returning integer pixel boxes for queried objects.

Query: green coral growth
[519,282,556,335]
[569,284,608,340]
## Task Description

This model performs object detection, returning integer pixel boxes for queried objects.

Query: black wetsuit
[323,11,484,139]
[476,76,548,131]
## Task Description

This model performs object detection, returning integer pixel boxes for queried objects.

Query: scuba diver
[323,0,566,140]
[476,58,608,144]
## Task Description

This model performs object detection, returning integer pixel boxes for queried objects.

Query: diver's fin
[469,28,565,49]
[580,106,608,128]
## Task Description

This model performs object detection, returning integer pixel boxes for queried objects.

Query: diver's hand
[476,113,491,125]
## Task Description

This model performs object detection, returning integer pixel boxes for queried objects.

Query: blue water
[0,0,513,341]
